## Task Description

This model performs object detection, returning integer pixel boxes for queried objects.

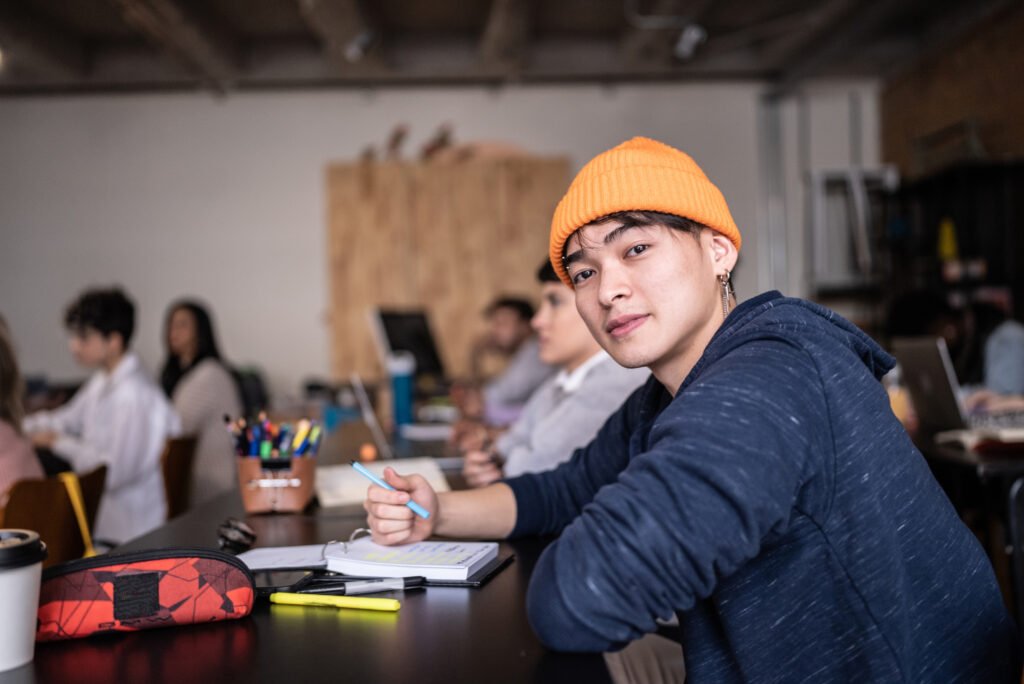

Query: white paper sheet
[315,457,451,508]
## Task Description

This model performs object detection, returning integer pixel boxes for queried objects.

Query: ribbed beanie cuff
[549,137,741,286]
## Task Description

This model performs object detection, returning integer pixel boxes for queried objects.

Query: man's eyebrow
[601,223,638,246]
[564,223,639,268]
[564,248,584,268]
[565,223,643,268]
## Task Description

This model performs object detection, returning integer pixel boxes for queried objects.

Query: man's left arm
[525,340,829,652]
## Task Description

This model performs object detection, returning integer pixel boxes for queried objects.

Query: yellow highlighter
[269,592,401,612]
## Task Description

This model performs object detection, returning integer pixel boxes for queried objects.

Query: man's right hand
[363,467,438,545]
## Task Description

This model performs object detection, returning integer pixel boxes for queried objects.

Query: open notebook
[236,537,508,585]
[325,537,498,581]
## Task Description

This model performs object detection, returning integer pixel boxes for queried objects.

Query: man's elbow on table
[525,560,624,653]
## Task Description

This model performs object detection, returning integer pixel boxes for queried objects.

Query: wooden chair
[2,465,107,568]
[161,436,198,520]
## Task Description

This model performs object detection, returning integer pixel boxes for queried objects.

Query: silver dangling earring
[718,270,731,318]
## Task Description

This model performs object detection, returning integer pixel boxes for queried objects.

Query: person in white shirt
[24,288,180,544]
[160,300,242,507]
[462,260,648,486]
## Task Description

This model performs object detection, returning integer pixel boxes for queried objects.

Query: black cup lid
[0,530,47,569]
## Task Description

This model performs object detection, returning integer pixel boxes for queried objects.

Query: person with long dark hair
[160,300,241,507]
[0,315,43,511]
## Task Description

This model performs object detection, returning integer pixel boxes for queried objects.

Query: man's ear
[707,231,739,275]
[107,331,126,355]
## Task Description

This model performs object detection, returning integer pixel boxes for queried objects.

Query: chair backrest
[162,436,198,520]
[1009,477,1024,627]
[231,366,269,417]
[3,465,107,568]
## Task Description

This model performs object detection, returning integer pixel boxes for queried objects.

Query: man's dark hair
[64,287,136,348]
[564,210,706,260]
[485,297,534,322]
[536,259,560,284]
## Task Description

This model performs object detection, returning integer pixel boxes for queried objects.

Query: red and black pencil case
[36,548,255,641]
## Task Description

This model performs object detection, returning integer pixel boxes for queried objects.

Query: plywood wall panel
[327,156,568,382]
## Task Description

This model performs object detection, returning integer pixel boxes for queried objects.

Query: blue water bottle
[387,351,416,428]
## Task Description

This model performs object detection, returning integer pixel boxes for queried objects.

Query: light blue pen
[351,461,430,519]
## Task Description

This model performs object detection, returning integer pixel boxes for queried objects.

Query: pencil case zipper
[42,546,255,585]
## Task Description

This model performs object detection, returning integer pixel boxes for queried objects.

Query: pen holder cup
[237,457,316,514]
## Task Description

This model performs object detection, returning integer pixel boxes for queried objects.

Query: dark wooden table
[927,441,1024,480]
[25,492,611,684]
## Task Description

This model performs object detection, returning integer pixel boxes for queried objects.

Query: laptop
[349,372,395,460]
[891,337,1024,436]
[367,308,448,393]
[348,372,460,470]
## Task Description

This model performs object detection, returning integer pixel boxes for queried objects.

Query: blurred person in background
[0,314,44,512]
[161,300,243,507]
[23,287,180,544]
[462,258,647,487]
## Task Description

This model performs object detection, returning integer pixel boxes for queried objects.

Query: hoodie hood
[687,291,895,390]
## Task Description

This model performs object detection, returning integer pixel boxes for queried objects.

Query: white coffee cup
[0,530,47,673]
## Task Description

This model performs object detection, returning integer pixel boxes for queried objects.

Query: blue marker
[248,425,261,457]
[350,461,430,519]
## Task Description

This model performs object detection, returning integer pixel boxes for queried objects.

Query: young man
[364,138,1019,681]
[24,287,180,544]
[462,259,647,487]
[468,297,557,425]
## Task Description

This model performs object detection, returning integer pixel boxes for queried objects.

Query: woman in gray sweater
[462,259,647,486]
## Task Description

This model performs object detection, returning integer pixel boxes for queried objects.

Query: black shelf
[890,161,1024,315]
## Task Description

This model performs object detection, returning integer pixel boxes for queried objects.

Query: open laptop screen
[891,336,967,435]
[369,308,446,382]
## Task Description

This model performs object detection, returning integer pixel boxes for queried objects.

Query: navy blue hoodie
[506,291,1019,682]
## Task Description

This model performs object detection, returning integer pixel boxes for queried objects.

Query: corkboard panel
[881,4,1024,178]
[326,157,569,382]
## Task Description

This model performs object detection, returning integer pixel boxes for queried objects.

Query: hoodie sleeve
[504,379,652,538]
[525,338,831,652]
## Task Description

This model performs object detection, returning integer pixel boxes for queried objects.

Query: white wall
[0,81,872,398]
[775,80,882,297]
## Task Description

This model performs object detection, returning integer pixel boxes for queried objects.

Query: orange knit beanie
[549,136,741,286]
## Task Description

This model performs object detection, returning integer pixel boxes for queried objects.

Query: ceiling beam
[479,0,533,73]
[0,5,87,79]
[113,0,239,90]
[770,0,913,91]
[294,0,386,73]
[0,36,787,95]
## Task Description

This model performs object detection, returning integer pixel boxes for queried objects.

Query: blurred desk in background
[923,440,1024,615]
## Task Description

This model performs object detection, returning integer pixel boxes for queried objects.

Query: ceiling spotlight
[344,31,375,63]
[674,24,707,61]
